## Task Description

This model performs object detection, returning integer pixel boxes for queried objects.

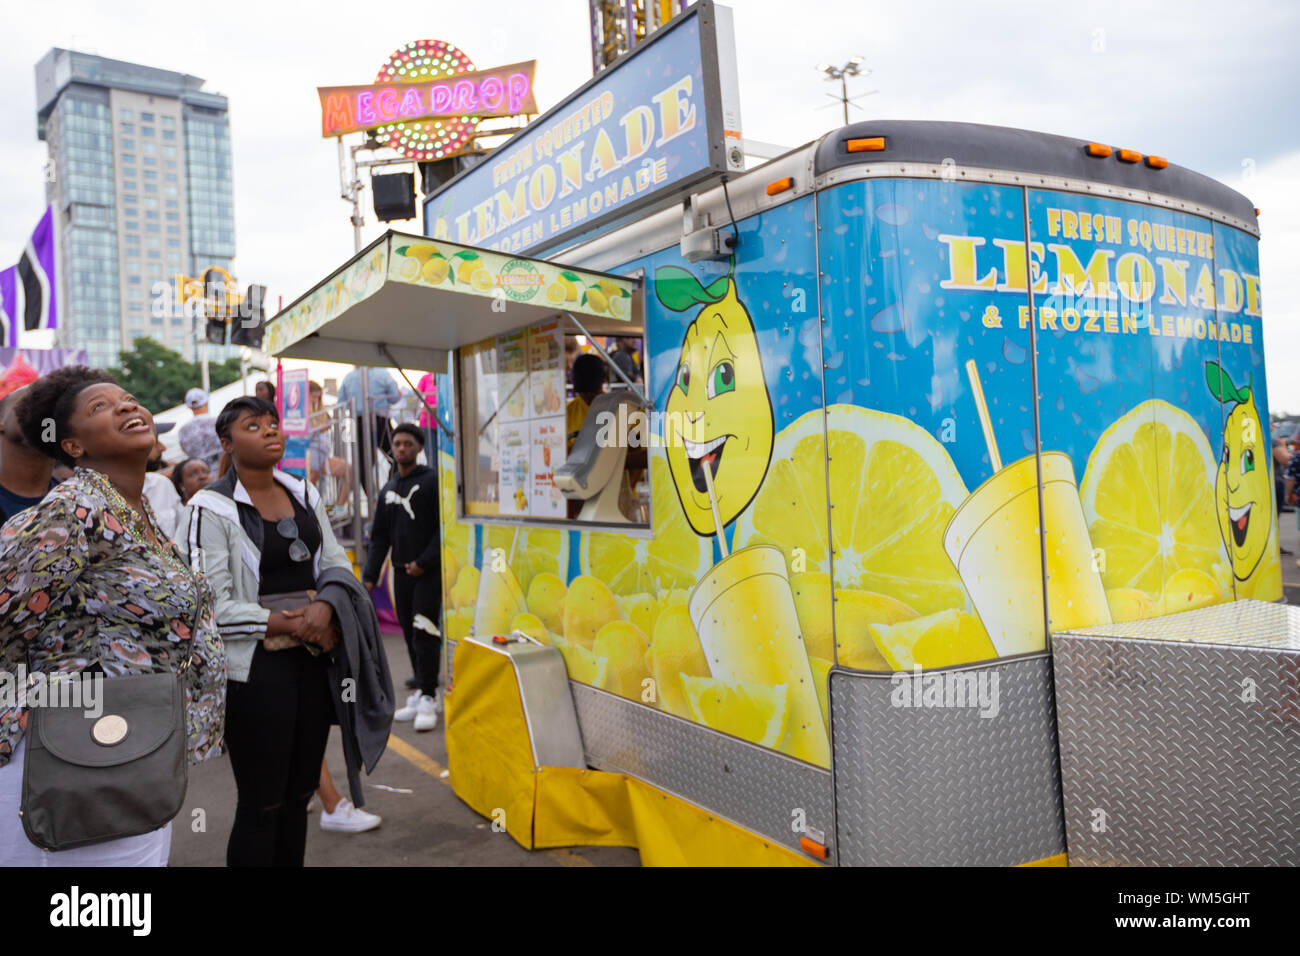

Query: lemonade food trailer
[268,2,1278,866]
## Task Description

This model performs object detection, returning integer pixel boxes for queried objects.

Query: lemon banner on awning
[264,230,640,369]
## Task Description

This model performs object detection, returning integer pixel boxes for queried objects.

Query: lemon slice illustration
[1079,400,1227,618]
[734,404,971,617]
[681,676,789,748]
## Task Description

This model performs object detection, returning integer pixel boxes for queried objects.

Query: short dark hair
[171,457,207,497]
[215,395,278,443]
[15,366,119,466]
[257,380,276,401]
[392,422,425,447]
[572,353,607,394]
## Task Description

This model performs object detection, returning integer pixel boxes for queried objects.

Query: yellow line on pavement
[385,733,593,867]
[386,733,446,778]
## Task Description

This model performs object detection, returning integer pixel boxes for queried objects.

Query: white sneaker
[393,690,422,721]
[413,695,439,732]
[319,798,381,833]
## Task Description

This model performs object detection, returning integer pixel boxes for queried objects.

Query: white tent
[152,358,428,465]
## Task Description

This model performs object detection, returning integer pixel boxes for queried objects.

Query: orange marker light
[846,136,886,152]
[1254,207,1261,217]
[799,835,830,859]
[1145,155,1169,169]
[1086,143,1113,158]
[1117,148,1141,163]
[766,177,794,196]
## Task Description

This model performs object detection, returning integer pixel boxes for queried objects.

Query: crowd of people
[0,364,444,867]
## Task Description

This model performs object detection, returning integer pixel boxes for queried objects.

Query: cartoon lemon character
[1207,361,1273,585]
[656,262,774,537]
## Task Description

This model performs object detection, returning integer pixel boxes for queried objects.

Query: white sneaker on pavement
[393,690,422,722]
[319,798,381,833]
[413,695,439,732]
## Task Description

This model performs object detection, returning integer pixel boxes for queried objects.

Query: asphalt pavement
[168,631,640,867]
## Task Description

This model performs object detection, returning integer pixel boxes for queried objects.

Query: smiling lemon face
[1215,392,1272,582]
[664,281,774,536]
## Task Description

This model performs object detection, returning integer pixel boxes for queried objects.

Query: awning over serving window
[264,230,643,369]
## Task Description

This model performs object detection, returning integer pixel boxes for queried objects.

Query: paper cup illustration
[945,361,1110,655]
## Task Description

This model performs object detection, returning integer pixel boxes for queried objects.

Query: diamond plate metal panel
[1054,631,1300,867]
[830,655,1066,866]
[1063,599,1300,649]
[572,683,835,862]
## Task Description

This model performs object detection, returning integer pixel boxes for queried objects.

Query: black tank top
[258,493,322,596]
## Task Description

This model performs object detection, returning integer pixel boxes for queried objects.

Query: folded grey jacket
[316,565,395,808]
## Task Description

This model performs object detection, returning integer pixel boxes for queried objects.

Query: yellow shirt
[565,395,590,452]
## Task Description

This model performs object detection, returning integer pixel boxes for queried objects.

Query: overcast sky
[3,0,1299,406]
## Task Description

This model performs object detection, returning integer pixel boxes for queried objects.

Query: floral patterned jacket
[0,468,226,768]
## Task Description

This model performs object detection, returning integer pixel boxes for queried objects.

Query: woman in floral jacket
[0,367,225,866]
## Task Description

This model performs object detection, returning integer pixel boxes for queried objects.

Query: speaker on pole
[372,172,416,222]
[231,284,266,348]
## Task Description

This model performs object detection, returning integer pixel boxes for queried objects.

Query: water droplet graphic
[870,304,906,334]
[876,203,910,226]
[1002,339,1028,365]
[1074,369,1101,394]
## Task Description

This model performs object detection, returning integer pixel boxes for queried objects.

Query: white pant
[0,737,172,867]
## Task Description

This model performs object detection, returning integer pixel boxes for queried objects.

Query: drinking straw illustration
[966,359,1002,472]
[701,458,729,559]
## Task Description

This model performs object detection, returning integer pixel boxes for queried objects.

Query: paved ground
[168,632,640,867]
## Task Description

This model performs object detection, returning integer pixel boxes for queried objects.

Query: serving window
[457,317,650,529]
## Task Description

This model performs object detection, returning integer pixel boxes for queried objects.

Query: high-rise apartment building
[35,49,236,369]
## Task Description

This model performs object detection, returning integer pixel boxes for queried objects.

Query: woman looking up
[0,367,226,866]
[176,396,373,865]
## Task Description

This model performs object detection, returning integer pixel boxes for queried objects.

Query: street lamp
[819,56,874,125]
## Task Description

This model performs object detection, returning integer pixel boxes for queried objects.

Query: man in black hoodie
[362,423,443,731]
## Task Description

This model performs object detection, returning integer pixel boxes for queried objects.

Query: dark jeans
[392,568,442,696]
[225,642,334,867]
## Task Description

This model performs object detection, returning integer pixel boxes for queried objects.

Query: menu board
[497,328,528,424]
[528,319,565,417]
[486,320,568,519]
[497,422,530,516]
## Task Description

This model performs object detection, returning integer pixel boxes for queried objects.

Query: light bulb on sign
[375,39,481,161]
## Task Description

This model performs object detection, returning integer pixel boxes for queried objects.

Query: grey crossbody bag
[19,652,191,852]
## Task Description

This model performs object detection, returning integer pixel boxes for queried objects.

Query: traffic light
[205,317,227,345]
[231,284,266,348]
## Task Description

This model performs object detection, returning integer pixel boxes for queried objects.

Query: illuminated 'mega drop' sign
[318,40,538,161]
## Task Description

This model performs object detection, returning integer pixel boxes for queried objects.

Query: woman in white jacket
[175,395,358,866]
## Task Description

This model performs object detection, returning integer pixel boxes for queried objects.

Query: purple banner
[0,347,88,400]
[0,207,59,346]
